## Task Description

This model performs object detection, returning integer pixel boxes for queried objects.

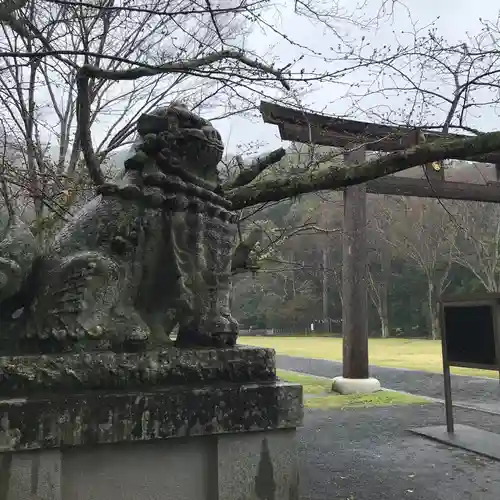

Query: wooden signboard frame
[440,293,500,433]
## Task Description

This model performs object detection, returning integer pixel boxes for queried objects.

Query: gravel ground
[277,355,500,412]
[298,404,500,500]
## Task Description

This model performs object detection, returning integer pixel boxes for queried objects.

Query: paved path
[277,355,500,413]
[299,403,500,500]
[282,354,500,498]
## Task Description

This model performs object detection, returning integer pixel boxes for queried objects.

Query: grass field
[277,369,430,409]
[242,336,497,379]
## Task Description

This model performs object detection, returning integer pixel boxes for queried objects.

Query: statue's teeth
[163,194,178,210]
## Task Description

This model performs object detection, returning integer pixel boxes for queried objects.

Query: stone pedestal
[0,346,303,500]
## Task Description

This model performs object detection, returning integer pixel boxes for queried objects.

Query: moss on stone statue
[0,346,277,396]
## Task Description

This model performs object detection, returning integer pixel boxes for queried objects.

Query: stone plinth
[331,376,381,395]
[0,346,303,500]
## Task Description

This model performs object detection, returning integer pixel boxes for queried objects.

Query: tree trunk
[380,246,390,338]
[380,314,390,339]
[322,247,329,329]
[430,298,441,340]
[427,281,440,340]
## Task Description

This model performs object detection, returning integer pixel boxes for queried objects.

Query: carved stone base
[0,345,276,396]
[0,346,303,500]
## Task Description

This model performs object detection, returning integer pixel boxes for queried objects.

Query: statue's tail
[0,217,38,301]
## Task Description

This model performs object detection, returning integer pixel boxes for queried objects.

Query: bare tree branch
[227,132,500,209]
[76,72,104,185]
[77,50,290,89]
[223,147,286,190]
[42,0,266,17]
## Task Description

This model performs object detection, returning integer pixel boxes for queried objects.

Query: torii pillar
[332,144,381,394]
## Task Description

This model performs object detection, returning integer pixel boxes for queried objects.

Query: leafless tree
[0,0,283,221]
[1,0,500,221]
[367,195,392,337]
[372,196,456,339]
[338,12,500,133]
[449,201,500,291]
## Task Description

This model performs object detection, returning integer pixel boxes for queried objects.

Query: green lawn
[242,336,498,379]
[277,369,430,409]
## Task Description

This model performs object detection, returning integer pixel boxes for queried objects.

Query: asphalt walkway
[298,404,500,500]
[277,355,500,413]
[280,354,500,498]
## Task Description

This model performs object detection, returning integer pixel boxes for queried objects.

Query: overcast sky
[213,0,500,157]
[36,0,499,162]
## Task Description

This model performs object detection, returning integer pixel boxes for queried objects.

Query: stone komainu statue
[0,103,239,352]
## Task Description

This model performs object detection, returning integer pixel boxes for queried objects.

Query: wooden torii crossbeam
[260,101,500,159]
[259,100,500,382]
[260,101,500,202]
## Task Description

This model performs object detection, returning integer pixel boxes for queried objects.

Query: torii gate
[260,101,500,393]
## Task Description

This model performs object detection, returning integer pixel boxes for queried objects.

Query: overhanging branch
[79,50,290,90]
[226,132,500,209]
[223,147,286,190]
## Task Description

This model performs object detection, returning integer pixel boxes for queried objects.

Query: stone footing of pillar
[332,376,381,395]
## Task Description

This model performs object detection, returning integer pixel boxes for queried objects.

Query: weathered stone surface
[61,438,210,500]
[0,103,241,352]
[218,429,299,500]
[0,381,303,452]
[1,428,299,500]
[0,346,276,396]
[0,344,303,499]
[2,450,61,500]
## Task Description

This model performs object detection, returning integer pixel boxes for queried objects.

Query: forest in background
[232,149,500,340]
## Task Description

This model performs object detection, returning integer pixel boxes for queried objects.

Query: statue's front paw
[105,307,150,351]
[212,332,237,347]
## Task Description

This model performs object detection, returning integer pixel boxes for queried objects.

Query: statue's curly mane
[119,102,224,191]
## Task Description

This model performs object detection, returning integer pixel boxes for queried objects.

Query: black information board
[409,295,500,458]
[443,304,497,367]
[440,294,500,434]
